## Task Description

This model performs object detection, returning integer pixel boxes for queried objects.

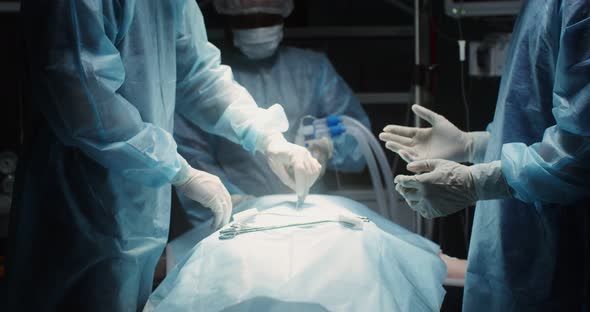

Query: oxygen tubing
[346,127,388,217]
[342,116,396,219]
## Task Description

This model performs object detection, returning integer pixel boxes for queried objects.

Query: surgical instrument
[219,214,370,240]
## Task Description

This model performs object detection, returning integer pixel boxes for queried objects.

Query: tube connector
[458,40,466,62]
[338,214,365,230]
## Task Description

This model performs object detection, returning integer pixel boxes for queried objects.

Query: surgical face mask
[232,24,283,60]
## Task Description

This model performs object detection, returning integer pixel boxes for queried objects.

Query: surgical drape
[146,195,447,312]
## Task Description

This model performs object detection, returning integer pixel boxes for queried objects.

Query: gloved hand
[394,159,511,219]
[379,104,490,164]
[306,137,334,177]
[258,133,322,199]
[173,165,231,230]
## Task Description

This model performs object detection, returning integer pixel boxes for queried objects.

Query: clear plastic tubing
[297,115,394,218]
[345,127,388,217]
[342,116,396,219]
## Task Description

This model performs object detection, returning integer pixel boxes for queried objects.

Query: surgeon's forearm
[439,253,467,281]
[174,0,284,151]
[35,0,189,188]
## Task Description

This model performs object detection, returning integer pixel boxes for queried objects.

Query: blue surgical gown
[465,1,590,310]
[3,1,285,311]
[174,47,371,225]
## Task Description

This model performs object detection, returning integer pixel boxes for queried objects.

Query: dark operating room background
[0,1,516,309]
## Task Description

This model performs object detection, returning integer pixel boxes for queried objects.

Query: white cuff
[467,131,491,164]
[470,160,513,200]
[255,132,287,154]
[170,155,192,186]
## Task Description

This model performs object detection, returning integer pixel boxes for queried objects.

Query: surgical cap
[213,0,294,17]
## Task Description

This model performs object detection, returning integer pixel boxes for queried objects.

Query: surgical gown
[465,1,590,310]
[174,47,371,225]
[3,1,286,311]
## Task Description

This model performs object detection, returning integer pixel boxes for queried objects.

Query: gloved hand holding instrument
[305,136,334,177]
[257,133,322,205]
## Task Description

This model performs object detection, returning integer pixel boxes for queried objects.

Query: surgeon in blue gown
[174,0,371,226]
[380,1,590,310]
[1,0,322,311]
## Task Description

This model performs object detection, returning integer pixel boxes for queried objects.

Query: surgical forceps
[219,215,370,240]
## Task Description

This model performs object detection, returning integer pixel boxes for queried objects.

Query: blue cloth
[174,47,370,225]
[465,1,590,310]
[3,1,285,311]
[147,195,447,312]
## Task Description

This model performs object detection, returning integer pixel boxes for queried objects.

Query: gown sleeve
[174,0,288,153]
[501,4,590,204]
[37,0,187,187]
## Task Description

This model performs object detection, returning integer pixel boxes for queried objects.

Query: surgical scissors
[219,215,370,240]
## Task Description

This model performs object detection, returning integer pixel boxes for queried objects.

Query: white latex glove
[394,159,511,219]
[379,104,489,164]
[306,137,334,176]
[173,166,231,230]
[258,133,322,199]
